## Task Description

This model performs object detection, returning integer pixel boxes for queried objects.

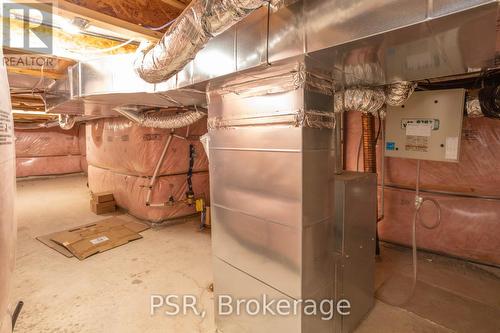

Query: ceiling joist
[10,0,164,41]
[160,0,188,10]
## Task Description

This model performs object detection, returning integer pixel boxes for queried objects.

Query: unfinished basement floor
[11,175,500,333]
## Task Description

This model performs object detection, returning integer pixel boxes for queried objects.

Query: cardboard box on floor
[90,199,116,214]
[91,191,114,203]
[39,217,149,260]
[90,191,116,214]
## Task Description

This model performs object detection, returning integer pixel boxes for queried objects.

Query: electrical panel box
[385,88,465,162]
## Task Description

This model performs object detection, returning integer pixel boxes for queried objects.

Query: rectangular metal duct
[46,0,499,114]
[208,58,376,332]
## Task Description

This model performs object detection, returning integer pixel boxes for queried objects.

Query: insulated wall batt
[86,117,208,176]
[86,117,209,222]
[15,127,80,157]
[16,156,83,178]
[345,111,500,265]
[14,126,84,177]
[381,188,500,264]
[78,124,88,174]
[88,165,209,222]
[0,51,15,333]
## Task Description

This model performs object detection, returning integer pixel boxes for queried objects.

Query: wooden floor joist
[9,0,165,41]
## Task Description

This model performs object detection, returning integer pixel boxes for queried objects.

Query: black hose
[12,301,24,330]
[478,85,500,119]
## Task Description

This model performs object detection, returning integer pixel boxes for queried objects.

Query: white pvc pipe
[146,133,174,205]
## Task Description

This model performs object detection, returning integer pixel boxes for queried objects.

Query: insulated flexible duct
[134,0,265,83]
[334,88,386,114]
[466,96,483,118]
[14,121,60,130]
[478,85,500,119]
[115,106,207,129]
[385,81,417,106]
[58,114,76,130]
[14,115,112,130]
[334,82,416,113]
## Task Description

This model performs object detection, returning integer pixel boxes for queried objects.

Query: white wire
[378,159,442,306]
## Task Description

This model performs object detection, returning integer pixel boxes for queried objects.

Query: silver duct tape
[200,133,210,161]
[115,107,207,129]
[134,0,265,83]
[213,63,334,97]
[294,110,336,129]
[304,72,335,96]
[208,114,297,129]
[343,63,385,87]
[14,121,60,130]
[15,115,112,130]
[58,114,76,130]
[466,97,483,118]
[208,110,335,129]
[334,88,386,114]
[385,81,416,106]
[204,0,263,35]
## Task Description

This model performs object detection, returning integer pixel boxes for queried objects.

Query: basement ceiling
[4,0,188,121]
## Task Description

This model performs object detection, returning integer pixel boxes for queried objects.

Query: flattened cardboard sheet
[37,217,149,259]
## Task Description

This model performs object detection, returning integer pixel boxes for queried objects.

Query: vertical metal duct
[134,0,265,83]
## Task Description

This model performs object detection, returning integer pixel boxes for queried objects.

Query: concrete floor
[11,175,500,333]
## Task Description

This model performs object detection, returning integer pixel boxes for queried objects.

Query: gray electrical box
[385,89,465,162]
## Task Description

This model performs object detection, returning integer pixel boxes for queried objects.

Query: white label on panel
[445,137,459,160]
[406,123,432,137]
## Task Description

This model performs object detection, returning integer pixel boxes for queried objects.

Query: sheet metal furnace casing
[208,60,376,333]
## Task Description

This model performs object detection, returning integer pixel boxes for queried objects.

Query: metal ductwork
[385,82,417,107]
[114,106,207,129]
[58,114,76,130]
[14,121,60,130]
[134,0,266,83]
[14,115,114,130]
[208,56,377,333]
[45,0,500,116]
[334,88,386,114]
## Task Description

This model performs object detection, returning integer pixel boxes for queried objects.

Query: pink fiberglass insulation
[15,126,80,157]
[379,188,500,264]
[16,156,83,178]
[344,111,500,265]
[88,165,210,222]
[383,117,500,195]
[86,117,208,177]
[0,54,15,333]
[80,156,88,175]
[78,124,86,156]
[14,125,87,177]
[86,116,210,222]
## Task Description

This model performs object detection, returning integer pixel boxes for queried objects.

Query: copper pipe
[362,112,377,173]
